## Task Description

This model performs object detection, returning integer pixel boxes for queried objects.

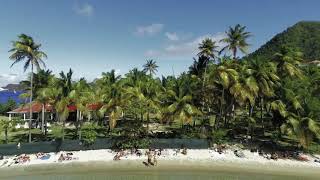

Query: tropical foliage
[3,23,320,151]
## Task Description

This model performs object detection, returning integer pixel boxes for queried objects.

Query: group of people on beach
[143,148,161,166]
[213,144,320,163]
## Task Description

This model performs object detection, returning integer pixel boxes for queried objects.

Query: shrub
[81,123,98,146]
[211,129,229,145]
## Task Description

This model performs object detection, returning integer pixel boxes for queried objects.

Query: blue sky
[0,0,320,86]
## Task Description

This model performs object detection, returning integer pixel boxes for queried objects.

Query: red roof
[87,103,103,111]
[8,102,103,114]
[9,102,53,114]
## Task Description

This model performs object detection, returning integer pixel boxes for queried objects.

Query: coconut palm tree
[36,77,61,135]
[100,85,125,130]
[273,47,304,78]
[220,24,251,59]
[9,34,47,143]
[69,78,92,140]
[247,59,280,132]
[143,59,159,77]
[197,39,220,112]
[165,77,201,127]
[198,38,219,61]
[125,80,159,131]
[208,58,238,128]
[281,114,320,149]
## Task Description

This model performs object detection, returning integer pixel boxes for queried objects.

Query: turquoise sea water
[0,162,318,180]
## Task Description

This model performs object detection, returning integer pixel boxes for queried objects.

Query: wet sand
[0,159,319,180]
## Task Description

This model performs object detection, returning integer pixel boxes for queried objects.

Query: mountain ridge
[247,21,320,61]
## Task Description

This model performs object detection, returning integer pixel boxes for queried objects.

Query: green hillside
[247,21,320,61]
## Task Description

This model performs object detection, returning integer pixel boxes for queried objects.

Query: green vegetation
[0,98,16,115]
[247,21,320,61]
[0,22,319,152]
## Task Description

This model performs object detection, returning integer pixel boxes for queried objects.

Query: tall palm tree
[247,59,280,132]
[220,24,251,59]
[36,77,61,135]
[197,39,220,113]
[198,38,219,61]
[143,59,159,77]
[125,80,159,131]
[9,34,47,143]
[208,58,238,128]
[69,78,91,140]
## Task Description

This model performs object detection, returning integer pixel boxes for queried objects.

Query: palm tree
[247,59,280,132]
[197,39,219,113]
[198,38,219,61]
[9,34,47,143]
[273,46,303,78]
[143,59,159,77]
[125,80,159,131]
[220,24,251,59]
[69,78,91,140]
[36,77,61,135]
[281,114,320,149]
[100,85,125,130]
[58,69,74,97]
[208,58,238,128]
[165,78,201,127]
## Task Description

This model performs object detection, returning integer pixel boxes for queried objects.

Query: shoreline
[0,149,320,177]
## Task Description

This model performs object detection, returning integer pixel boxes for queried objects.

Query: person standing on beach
[153,152,158,166]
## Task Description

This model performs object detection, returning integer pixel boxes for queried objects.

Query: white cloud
[135,23,164,36]
[73,2,94,17]
[145,32,226,58]
[0,74,24,87]
[165,32,179,41]
[144,50,160,57]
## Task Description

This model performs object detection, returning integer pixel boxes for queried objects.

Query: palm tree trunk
[5,128,8,144]
[76,110,79,138]
[147,110,150,132]
[260,97,264,135]
[216,88,225,129]
[41,104,45,133]
[201,64,208,112]
[29,64,34,143]
[233,48,237,60]
[62,117,65,141]
[78,111,82,141]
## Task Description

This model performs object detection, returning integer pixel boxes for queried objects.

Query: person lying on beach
[271,152,278,160]
[181,147,187,155]
[216,145,226,154]
[36,152,47,159]
[234,150,245,158]
[15,154,30,164]
[296,154,309,161]
[135,149,142,157]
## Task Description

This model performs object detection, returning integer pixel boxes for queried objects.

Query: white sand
[1,148,320,171]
